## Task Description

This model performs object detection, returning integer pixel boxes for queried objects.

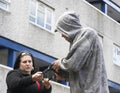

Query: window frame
[113,44,120,67]
[0,0,10,11]
[29,0,54,32]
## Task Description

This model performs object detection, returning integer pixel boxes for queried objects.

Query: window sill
[0,8,10,14]
[29,21,55,35]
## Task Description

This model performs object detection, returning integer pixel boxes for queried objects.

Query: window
[0,0,10,11]
[85,0,120,23]
[29,0,53,31]
[113,44,120,66]
[0,49,8,66]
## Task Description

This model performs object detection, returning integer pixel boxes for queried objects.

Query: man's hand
[52,60,60,72]
[55,73,65,81]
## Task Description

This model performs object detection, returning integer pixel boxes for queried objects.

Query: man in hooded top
[52,11,110,93]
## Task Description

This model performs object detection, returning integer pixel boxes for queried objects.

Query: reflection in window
[46,9,52,30]
[29,0,53,31]
[37,4,45,27]
[113,44,120,66]
[37,11,44,26]
[29,0,36,23]
[0,0,9,11]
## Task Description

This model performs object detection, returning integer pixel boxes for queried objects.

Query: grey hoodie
[55,12,110,93]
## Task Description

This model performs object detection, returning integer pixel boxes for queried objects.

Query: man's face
[62,34,71,42]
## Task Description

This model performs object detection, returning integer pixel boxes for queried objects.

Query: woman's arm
[42,79,52,93]
[6,70,33,89]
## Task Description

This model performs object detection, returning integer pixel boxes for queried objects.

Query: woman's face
[19,55,33,74]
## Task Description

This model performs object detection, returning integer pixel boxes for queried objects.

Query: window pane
[38,3,44,12]
[37,3,45,27]
[29,16,35,22]
[113,45,120,66]
[29,0,53,31]
[46,24,51,30]
[45,9,53,30]
[46,9,52,24]
[37,11,44,27]
[30,0,36,16]
[0,1,7,9]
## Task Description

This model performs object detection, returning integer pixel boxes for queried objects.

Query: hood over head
[55,11,81,40]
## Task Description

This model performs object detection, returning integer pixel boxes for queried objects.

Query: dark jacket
[6,69,52,93]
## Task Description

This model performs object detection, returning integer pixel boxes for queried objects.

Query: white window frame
[113,44,120,66]
[0,0,10,11]
[29,0,54,32]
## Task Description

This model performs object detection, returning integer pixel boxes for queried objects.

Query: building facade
[0,0,120,93]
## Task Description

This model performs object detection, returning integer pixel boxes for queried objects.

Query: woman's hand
[42,78,51,89]
[32,71,43,81]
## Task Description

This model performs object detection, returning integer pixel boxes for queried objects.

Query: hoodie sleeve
[59,29,97,72]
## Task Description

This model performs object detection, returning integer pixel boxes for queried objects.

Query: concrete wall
[112,0,120,6]
[0,64,12,93]
[0,64,70,93]
[1,0,120,58]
